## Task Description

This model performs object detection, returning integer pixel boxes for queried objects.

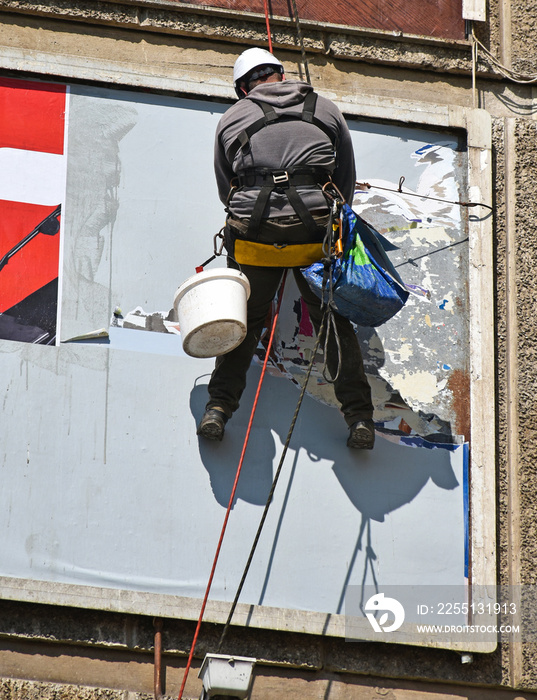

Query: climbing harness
[224,91,338,267]
[224,210,330,268]
[227,92,336,167]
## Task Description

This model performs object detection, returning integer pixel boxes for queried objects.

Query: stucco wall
[511,0,537,75]
[513,119,537,687]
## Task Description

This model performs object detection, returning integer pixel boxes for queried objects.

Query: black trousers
[206,263,373,427]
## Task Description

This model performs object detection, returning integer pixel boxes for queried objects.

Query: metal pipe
[154,617,164,700]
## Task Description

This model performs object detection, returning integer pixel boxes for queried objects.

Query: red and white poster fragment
[0,77,67,344]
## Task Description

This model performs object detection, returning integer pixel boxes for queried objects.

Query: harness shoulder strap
[227,116,264,162]
[302,90,338,149]
[253,99,278,122]
[227,100,278,162]
[301,90,317,123]
[227,92,337,162]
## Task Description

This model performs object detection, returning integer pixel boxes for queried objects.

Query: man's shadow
[190,366,461,612]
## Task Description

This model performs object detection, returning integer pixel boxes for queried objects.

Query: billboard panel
[0,79,479,645]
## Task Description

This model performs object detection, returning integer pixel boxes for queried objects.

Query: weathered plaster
[512,118,537,687]
[0,8,531,119]
[0,0,473,71]
[0,599,508,691]
[511,0,537,76]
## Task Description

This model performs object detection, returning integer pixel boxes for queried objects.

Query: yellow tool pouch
[225,214,329,268]
[234,240,324,267]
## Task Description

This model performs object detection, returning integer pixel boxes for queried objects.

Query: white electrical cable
[472,28,537,84]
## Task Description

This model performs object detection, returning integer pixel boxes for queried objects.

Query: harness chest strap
[247,167,329,237]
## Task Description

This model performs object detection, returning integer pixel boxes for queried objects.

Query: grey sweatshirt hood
[244,79,313,109]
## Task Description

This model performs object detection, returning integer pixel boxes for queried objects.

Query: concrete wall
[0,0,536,697]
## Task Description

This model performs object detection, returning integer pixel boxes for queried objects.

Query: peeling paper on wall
[259,138,470,446]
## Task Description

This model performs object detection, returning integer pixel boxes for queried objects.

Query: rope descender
[325,196,344,260]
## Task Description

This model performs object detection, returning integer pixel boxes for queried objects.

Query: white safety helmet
[233,47,284,98]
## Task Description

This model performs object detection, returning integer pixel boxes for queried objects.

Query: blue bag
[302,204,409,327]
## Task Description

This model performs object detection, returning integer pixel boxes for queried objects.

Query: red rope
[263,0,273,52]
[177,271,287,700]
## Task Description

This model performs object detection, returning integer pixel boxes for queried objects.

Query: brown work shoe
[197,408,228,441]
[347,420,375,450]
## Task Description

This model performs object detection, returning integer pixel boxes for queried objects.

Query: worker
[197,47,375,449]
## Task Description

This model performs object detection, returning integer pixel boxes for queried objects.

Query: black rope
[216,309,328,653]
[319,201,343,384]
[321,308,342,384]
[395,236,469,268]
[356,178,493,211]
[289,0,310,84]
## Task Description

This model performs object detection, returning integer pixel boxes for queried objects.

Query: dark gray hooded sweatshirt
[214,80,356,220]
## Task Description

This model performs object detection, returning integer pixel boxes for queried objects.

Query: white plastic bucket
[173,268,250,358]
